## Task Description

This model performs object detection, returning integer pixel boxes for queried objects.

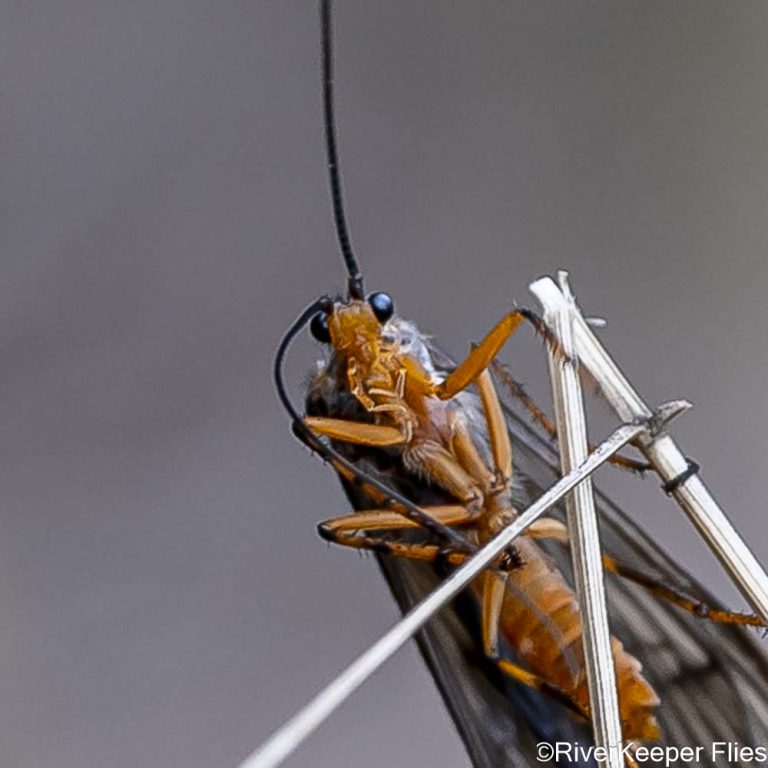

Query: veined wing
[337,460,595,768]
[489,357,768,767]
[307,331,768,768]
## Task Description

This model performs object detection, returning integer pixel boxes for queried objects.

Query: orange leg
[304,416,406,447]
[401,378,528,574]
[496,658,589,720]
[455,368,522,666]
[409,439,488,508]
[480,569,508,658]
[317,505,477,566]
[526,517,570,542]
[306,413,492,548]
[431,310,533,400]
[320,533,468,565]
[490,357,650,474]
[451,418,496,494]
[475,369,512,484]
[318,504,477,537]
[601,555,766,627]
[530,518,766,627]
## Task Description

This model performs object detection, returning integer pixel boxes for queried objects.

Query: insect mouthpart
[310,293,396,348]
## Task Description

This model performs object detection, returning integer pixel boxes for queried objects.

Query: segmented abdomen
[494,538,661,741]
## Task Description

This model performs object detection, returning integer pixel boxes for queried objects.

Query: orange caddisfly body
[305,297,660,741]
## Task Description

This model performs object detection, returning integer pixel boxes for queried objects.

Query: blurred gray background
[1,1,768,766]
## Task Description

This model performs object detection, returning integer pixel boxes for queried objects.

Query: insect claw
[488,469,510,495]
[435,547,455,573]
[317,522,333,541]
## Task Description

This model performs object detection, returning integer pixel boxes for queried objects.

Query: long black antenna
[320,0,364,299]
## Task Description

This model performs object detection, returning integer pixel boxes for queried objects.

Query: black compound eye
[368,292,394,324]
[310,312,331,343]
